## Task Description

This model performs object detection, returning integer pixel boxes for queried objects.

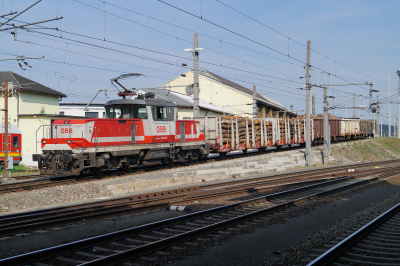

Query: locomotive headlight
[42,140,46,144]
[67,140,71,144]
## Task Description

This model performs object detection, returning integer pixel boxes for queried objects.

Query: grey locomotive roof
[135,88,234,114]
[105,97,177,107]
[0,71,67,98]
[138,88,192,107]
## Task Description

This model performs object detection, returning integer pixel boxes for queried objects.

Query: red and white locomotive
[33,92,209,175]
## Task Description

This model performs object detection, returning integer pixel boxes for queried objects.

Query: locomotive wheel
[162,158,171,165]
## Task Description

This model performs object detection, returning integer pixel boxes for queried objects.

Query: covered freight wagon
[340,118,360,139]
[311,117,341,143]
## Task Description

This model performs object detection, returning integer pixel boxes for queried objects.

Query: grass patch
[0,164,39,177]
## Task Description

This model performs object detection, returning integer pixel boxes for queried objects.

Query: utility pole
[377,95,380,138]
[369,84,375,120]
[345,104,347,118]
[389,75,391,137]
[312,95,315,116]
[397,70,400,139]
[305,40,312,166]
[253,85,257,119]
[184,34,203,117]
[323,87,329,165]
[1,82,11,180]
[353,93,355,118]
[193,33,199,117]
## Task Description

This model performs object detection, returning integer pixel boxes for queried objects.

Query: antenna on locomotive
[110,73,146,99]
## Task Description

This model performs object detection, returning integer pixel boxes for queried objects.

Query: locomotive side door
[150,105,173,143]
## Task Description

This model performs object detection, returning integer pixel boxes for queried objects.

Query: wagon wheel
[219,152,228,158]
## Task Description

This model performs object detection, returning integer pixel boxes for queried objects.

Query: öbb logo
[156,126,166,133]
[61,128,73,133]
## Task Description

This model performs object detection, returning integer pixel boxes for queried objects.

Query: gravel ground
[0,171,399,264]
[167,177,400,266]
[0,147,335,213]
[264,176,400,266]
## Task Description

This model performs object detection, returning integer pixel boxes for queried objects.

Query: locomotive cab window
[151,106,174,121]
[129,105,148,119]
[106,106,122,118]
[12,136,18,148]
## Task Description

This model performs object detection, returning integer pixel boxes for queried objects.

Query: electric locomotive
[33,92,210,175]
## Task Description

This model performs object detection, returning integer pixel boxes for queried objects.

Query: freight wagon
[340,118,360,140]
[194,116,307,154]
[360,120,375,138]
[311,117,341,144]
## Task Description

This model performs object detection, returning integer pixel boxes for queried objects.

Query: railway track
[0,156,398,196]
[0,171,358,236]
[2,166,400,266]
[306,201,400,266]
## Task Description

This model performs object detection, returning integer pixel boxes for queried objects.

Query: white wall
[60,105,105,118]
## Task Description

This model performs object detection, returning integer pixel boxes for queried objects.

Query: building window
[59,111,65,115]
[85,112,98,118]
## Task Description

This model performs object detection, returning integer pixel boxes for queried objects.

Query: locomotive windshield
[106,106,122,118]
[130,105,148,119]
[106,104,148,119]
[151,106,174,121]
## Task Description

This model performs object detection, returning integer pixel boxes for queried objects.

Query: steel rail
[1,155,398,196]
[307,202,400,266]
[68,170,400,266]
[2,167,400,266]
[0,175,342,235]
[0,167,387,235]
[0,164,396,236]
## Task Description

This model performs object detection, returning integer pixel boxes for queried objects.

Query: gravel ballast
[167,178,400,266]
[0,148,327,213]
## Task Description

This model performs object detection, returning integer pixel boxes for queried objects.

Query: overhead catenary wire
[214,0,387,86]
[0,3,386,112]
[0,8,380,94]
[155,0,386,92]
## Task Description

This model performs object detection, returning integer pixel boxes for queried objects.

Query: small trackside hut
[33,92,209,176]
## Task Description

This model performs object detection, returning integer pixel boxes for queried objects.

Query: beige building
[0,71,68,166]
[162,70,295,119]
